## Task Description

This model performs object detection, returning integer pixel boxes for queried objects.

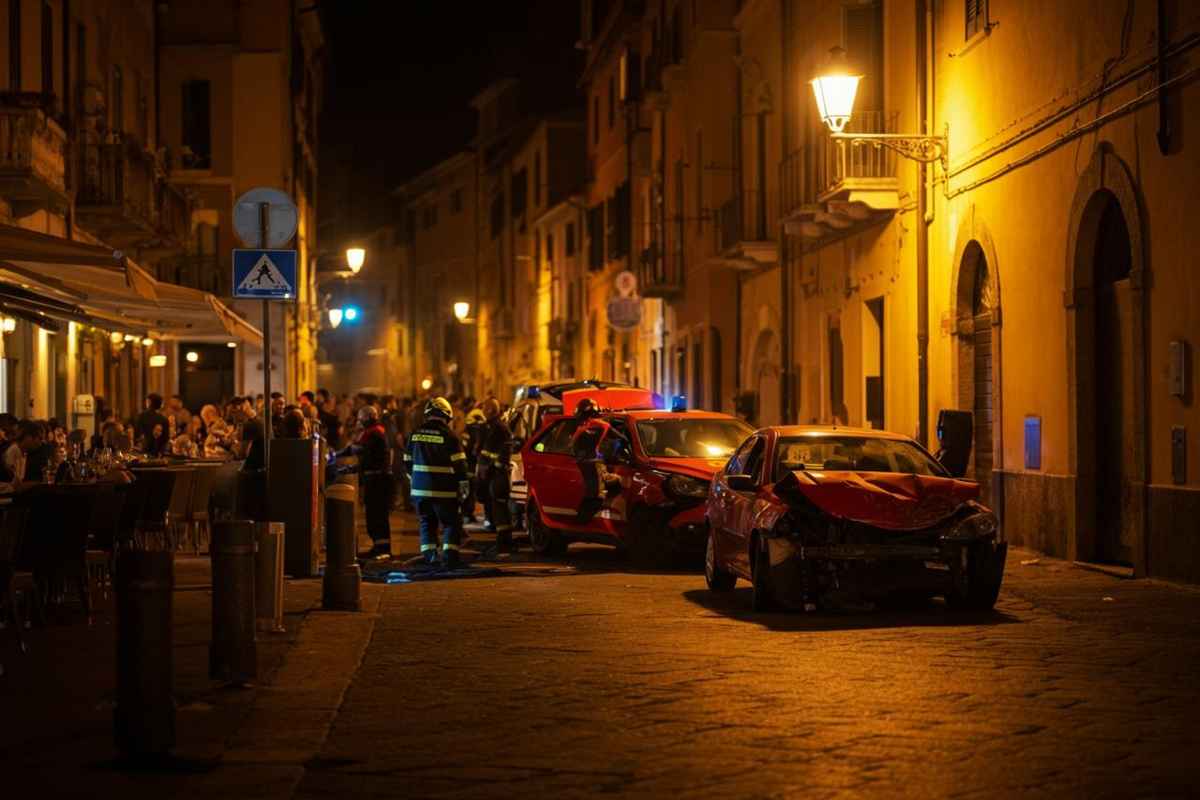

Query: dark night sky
[318,1,583,234]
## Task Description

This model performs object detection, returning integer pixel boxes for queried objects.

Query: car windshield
[774,436,947,478]
[636,418,754,458]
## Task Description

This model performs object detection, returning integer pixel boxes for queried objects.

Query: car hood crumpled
[646,457,730,481]
[778,470,981,530]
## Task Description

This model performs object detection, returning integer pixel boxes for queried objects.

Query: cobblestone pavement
[293,524,1200,799]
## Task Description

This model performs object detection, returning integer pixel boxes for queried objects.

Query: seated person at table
[135,393,171,456]
[0,420,45,492]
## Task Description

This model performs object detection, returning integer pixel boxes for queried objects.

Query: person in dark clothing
[478,398,515,552]
[571,399,625,523]
[135,393,171,455]
[336,405,394,559]
[316,388,342,449]
[461,407,486,523]
[405,397,468,568]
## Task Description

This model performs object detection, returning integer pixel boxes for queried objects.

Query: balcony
[637,244,683,298]
[713,189,778,269]
[0,95,69,216]
[781,112,901,249]
[77,139,160,248]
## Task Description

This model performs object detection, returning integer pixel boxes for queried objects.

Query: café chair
[166,468,197,551]
[184,466,219,554]
[0,507,37,654]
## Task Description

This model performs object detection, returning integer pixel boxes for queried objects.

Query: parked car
[704,425,1006,612]
[521,407,753,565]
[504,380,645,528]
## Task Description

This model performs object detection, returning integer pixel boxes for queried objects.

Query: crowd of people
[0,387,522,564]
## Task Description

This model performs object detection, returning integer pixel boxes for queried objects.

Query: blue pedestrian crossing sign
[232,249,297,300]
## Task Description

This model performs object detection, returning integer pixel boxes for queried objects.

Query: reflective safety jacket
[404,418,467,500]
[478,417,512,470]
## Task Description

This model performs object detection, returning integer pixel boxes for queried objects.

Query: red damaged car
[704,425,1006,612]
[521,402,753,565]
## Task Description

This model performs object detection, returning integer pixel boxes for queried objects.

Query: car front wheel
[751,537,777,612]
[948,540,1007,611]
[527,499,567,557]
[704,524,736,592]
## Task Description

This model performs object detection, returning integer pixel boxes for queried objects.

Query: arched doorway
[749,329,780,426]
[1066,144,1147,572]
[955,241,997,506]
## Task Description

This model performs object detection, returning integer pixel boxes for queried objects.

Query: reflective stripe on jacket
[405,419,467,499]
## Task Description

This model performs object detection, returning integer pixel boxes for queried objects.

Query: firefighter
[336,405,394,559]
[405,397,469,569]
[571,398,624,523]
[461,407,487,523]
[478,398,515,552]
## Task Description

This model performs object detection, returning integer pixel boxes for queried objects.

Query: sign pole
[259,202,272,477]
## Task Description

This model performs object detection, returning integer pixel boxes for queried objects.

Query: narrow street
[290,516,1200,798]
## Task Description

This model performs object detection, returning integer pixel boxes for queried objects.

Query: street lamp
[453,301,470,322]
[810,46,948,168]
[186,350,200,363]
[809,47,861,134]
[345,247,365,275]
[328,307,344,328]
[420,377,433,391]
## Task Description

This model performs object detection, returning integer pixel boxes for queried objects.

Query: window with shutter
[843,1,883,113]
[587,205,604,270]
[965,0,986,39]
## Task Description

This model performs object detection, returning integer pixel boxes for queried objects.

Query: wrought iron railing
[715,188,774,252]
[156,180,193,248]
[817,110,899,195]
[78,139,158,227]
[637,243,683,298]
[0,96,68,199]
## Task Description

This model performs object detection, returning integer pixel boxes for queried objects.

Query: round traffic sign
[233,187,299,249]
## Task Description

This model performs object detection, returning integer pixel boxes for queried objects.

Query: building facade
[158,0,323,400]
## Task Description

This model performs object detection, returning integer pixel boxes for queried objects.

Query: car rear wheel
[704,524,736,592]
[527,499,567,557]
[751,537,776,612]
[948,541,1007,611]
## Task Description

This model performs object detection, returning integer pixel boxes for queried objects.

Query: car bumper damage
[764,509,1006,610]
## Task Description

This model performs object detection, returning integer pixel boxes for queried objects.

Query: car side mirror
[935,409,973,478]
[726,473,756,492]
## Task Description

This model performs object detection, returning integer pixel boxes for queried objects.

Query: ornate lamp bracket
[832,124,950,172]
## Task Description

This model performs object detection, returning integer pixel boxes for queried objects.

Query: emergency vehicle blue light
[527,386,540,398]
[344,306,360,322]
[671,395,687,412]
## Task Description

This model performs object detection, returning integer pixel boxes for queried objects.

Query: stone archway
[749,329,781,426]
[949,208,1003,511]
[1065,143,1147,574]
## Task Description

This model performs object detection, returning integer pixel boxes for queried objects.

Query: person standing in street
[461,407,486,523]
[405,397,469,569]
[478,398,515,552]
[335,405,394,560]
[316,388,342,449]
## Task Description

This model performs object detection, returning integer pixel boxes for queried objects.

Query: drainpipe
[734,34,743,407]
[916,0,930,445]
[779,0,791,424]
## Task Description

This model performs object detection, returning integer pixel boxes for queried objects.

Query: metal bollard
[255,521,285,633]
[114,549,175,759]
[209,520,257,683]
[323,483,361,611]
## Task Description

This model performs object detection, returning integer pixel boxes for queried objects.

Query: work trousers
[487,466,514,545]
[461,463,478,520]
[576,458,604,523]
[417,498,463,565]
[362,472,393,547]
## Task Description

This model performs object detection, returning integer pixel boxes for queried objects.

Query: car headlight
[665,473,709,499]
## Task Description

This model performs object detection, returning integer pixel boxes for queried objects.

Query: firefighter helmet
[574,398,600,419]
[425,396,453,421]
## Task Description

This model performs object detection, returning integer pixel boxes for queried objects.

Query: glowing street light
[142,337,154,347]
[227,341,238,348]
[420,377,433,391]
[345,247,365,275]
[328,307,344,328]
[343,306,360,322]
[453,301,471,321]
[186,350,200,363]
[0,317,15,333]
[810,47,861,134]
[110,331,123,344]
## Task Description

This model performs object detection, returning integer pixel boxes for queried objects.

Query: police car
[505,380,643,528]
